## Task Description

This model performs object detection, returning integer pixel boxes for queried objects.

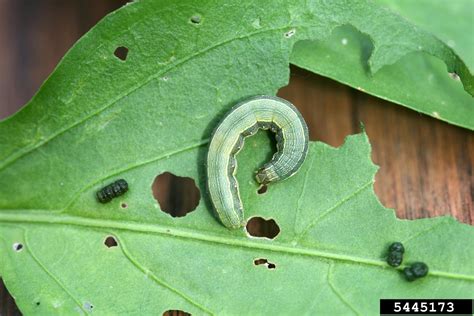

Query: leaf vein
[62,139,209,211]
[401,220,447,244]
[117,235,214,315]
[23,230,87,313]
[0,25,293,173]
[327,263,360,315]
[1,212,471,282]
[293,153,316,235]
[296,180,372,241]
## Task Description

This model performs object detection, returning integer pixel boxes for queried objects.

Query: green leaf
[1,0,473,314]
[377,0,474,70]
[1,133,473,314]
[290,0,474,130]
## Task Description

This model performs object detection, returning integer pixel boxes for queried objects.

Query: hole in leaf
[13,243,23,252]
[257,184,267,194]
[83,302,93,312]
[190,15,201,25]
[254,258,267,265]
[246,217,280,239]
[114,46,129,61]
[254,258,276,269]
[284,28,296,38]
[449,72,460,81]
[278,26,375,147]
[121,202,128,209]
[152,172,200,217]
[104,236,118,248]
[163,310,191,316]
[36,302,40,306]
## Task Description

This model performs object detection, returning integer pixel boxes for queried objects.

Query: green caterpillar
[207,96,309,229]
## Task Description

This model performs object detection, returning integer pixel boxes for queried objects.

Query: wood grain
[278,67,473,223]
[0,0,127,120]
[0,2,129,315]
[0,2,472,314]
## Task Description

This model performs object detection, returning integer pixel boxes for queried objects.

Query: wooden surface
[0,2,472,315]
[278,68,473,223]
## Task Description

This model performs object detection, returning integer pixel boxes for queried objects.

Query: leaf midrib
[0,211,472,281]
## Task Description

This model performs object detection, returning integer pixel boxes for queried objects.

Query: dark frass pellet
[387,251,403,267]
[97,179,128,203]
[410,262,429,278]
[403,262,429,281]
[403,267,416,281]
[386,242,405,267]
[389,242,405,254]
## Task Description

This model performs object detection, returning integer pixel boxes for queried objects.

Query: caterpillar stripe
[207,95,309,229]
